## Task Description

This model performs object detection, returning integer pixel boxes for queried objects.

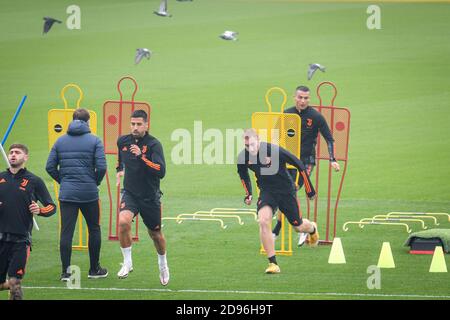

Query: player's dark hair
[73,108,90,122]
[9,143,29,155]
[131,110,148,123]
[295,85,310,93]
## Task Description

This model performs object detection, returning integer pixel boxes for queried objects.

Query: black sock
[268,255,278,265]
[272,220,282,236]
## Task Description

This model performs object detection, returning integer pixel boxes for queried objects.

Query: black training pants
[59,201,101,273]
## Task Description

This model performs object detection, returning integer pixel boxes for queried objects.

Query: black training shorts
[120,190,162,231]
[0,241,30,282]
[257,190,303,227]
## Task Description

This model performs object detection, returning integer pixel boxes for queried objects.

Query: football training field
[0,0,449,300]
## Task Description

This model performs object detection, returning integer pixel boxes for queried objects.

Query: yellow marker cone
[429,246,447,273]
[377,242,395,268]
[328,237,346,264]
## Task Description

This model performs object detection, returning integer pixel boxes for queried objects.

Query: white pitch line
[21,286,450,299]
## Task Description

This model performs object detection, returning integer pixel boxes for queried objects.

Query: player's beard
[132,130,146,138]
[9,158,24,168]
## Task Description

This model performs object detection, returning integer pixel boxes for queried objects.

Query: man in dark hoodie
[46,108,108,281]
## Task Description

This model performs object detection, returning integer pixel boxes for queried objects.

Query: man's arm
[237,151,252,204]
[138,141,166,179]
[45,145,60,183]
[116,137,124,173]
[280,146,316,199]
[317,115,340,171]
[33,177,57,217]
[94,138,107,186]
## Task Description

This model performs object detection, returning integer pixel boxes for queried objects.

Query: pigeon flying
[307,63,326,80]
[135,48,152,65]
[220,31,238,41]
[154,0,172,17]
[43,17,62,35]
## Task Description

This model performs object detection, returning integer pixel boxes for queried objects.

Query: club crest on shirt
[306,118,313,127]
[20,179,29,188]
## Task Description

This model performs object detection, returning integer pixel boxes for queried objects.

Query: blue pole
[1,95,27,145]
[0,95,39,230]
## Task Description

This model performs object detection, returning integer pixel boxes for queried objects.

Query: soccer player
[237,129,319,274]
[0,144,56,300]
[116,110,169,286]
[46,108,108,281]
[272,85,340,245]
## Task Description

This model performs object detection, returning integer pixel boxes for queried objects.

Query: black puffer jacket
[46,120,107,203]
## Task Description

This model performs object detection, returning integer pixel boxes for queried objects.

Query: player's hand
[116,171,124,187]
[29,201,40,215]
[130,144,142,157]
[331,161,340,172]
[307,190,316,201]
[244,194,252,205]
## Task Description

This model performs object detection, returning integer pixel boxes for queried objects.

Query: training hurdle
[104,76,151,241]
[375,214,438,227]
[343,221,412,233]
[161,208,258,230]
[162,217,227,229]
[361,217,427,230]
[210,208,258,221]
[179,213,244,225]
[387,211,448,223]
[48,84,97,251]
[342,210,450,234]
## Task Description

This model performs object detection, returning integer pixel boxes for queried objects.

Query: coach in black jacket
[46,108,108,281]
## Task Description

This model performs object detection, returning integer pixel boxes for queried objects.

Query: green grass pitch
[0,0,449,300]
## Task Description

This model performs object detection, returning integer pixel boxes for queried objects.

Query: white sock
[158,253,168,269]
[121,246,132,266]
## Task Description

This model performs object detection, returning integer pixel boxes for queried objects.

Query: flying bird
[135,48,152,65]
[220,31,238,41]
[154,0,172,17]
[307,63,326,80]
[43,17,62,35]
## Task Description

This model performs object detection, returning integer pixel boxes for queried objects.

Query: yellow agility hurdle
[162,217,227,229]
[190,213,244,225]
[343,221,411,233]
[177,213,244,225]
[361,217,427,230]
[387,212,446,224]
[210,208,258,221]
[371,215,428,229]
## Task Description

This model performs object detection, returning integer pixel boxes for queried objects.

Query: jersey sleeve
[318,115,336,161]
[279,146,316,198]
[34,177,56,217]
[237,150,252,196]
[140,140,166,179]
[116,137,124,173]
